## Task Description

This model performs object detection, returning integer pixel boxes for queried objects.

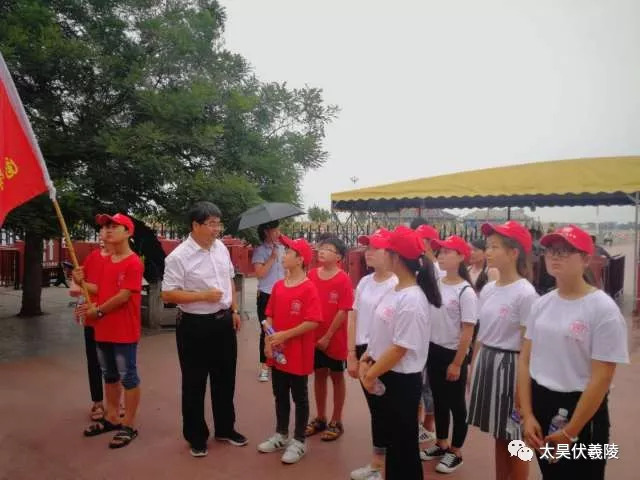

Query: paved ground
[0,242,639,479]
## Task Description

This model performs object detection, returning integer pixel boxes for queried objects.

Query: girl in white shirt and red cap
[518,225,629,480]
[348,228,397,480]
[421,236,478,474]
[359,226,442,480]
[467,221,539,480]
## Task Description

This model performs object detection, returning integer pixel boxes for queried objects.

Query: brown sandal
[321,421,344,441]
[90,404,105,421]
[304,417,327,437]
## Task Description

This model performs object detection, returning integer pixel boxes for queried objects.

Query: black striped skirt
[467,344,520,442]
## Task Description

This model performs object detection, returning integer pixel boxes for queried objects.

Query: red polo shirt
[307,268,354,361]
[93,253,144,343]
[265,279,322,376]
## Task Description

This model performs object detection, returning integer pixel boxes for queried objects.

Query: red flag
[0,52,55,226]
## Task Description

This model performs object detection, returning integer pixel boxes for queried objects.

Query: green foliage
[0,0,338,234]
[308,205,332,223]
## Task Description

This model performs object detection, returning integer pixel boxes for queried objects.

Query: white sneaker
[281,439,306,464]
[257,433,289,453]
[258,369,269,382]
[350,464,383,480]
[418,424,436,443]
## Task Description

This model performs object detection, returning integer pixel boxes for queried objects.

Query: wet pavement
[0,243,639,479]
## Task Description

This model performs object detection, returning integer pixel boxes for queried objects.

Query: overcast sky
[222,0,640,223]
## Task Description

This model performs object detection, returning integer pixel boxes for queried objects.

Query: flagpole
[51,198,91,302]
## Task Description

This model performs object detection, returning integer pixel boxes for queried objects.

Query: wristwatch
[96,308,105,319]
[561,429,579,443]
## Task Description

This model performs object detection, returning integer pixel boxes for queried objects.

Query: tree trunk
[146,281,163,329]
[18,231,44,317]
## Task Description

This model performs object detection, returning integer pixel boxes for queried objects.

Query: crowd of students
[72,206,629,480]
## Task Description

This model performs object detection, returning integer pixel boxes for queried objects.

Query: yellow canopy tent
[331,156,640,211]
[331,156,640,309]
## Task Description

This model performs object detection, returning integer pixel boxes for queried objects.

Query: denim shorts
[96,342,140,390]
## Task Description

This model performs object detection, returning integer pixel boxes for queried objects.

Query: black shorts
[314,349,345,372]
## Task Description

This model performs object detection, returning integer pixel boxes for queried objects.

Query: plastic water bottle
[261,320,287,365]
[76,295,86,325]
[371,379,386,396]
[548,408,569,435]
[506,409,521,438]
[547,408,569,463]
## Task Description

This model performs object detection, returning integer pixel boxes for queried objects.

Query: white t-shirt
[368,285,431,374]
[353,273,399,345]
[431,280,478,350]
[477,279,538,351]
[162,236,235,314]
[526,289,629,392]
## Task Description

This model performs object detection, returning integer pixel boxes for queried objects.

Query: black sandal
[84,418,122,437]
[109,426,138,449]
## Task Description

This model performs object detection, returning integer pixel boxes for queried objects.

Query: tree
[1,0,337,315]
[308,205,332,223]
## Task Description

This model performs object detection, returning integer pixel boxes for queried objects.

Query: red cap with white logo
[279,235,313,266]
[540,225,594,255]
[431,235,472,261]
[415,224,440,241]
[358,228,391,249]
[481,220,532,254]
[95,213,135,235]
[387,225,426,260]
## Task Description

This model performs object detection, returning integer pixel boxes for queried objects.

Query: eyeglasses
[202,221,224,229]
[544,246,580,258]
[318,247,338,254]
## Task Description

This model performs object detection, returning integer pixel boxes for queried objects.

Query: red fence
[0,248,20,288]
[1,236,628,303]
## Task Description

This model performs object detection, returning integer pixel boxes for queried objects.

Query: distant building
[383,208,458,223]
[462,208,532,224]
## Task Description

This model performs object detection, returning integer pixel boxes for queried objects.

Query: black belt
[483,344,519,355]
[180,309,231,320]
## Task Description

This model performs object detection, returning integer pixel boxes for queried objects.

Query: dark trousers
[83,326,103,402]
[379,370,423,480]
[356,344,387,452]
[532,379,609,480]
[272,367,309,442]
[257,291,270,364]
[176,310,238,449]
[427,342,468,448]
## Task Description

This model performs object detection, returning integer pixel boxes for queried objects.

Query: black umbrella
[238,202,305,230]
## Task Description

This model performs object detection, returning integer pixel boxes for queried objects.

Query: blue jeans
[96,342,140,390]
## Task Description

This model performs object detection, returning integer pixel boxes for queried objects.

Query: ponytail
[502,236,533,282]
[474,260,489,292]
[457,261,474,289]
[400,255,442,308]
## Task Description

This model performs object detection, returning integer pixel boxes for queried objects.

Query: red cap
[415,224,440,241]
[279,235,313,267]
[95,213,135,235]
[358,228,391,249]
[481,220,532,254]
[540,225,594,255]
[387,225,425,260]
[431,235,472,261]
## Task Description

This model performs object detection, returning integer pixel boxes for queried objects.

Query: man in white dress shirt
[162,201,247,457]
